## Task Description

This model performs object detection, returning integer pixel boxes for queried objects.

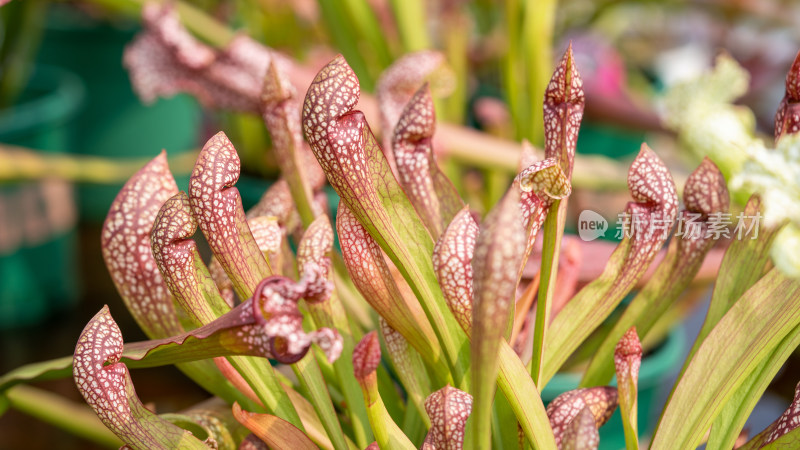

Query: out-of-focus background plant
[1,0,800,449]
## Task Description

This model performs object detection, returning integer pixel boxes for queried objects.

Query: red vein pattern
[472,188,525,352]
[546,387,618,447]
[336,203,439,360]
[544,44,585,180]
[74,306,195,448]
[432,207,479,333]
[124,3,293,113]
[189,132,270,297]
[151,192,226,324]
[775,50,800,141]
[422,385,473,450]
[101,151,182,339]
[393,84,464,238]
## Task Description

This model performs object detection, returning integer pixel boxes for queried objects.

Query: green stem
[503,0,528,140]
[291,356,351,450]
[5,385,123,448]
[226,356,304,429]
[358,375,416,450]
[530,199,565,387]
[388,0,430,52]
[522,0,556,146]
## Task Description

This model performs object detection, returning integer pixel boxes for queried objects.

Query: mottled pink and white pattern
[546,386,618,447]
[189,132,271,298]
[124,3,292,113]
[101,152,182,339]
[73,306,196,448]
[422,385,473,450]
[775,50,800,141]
[544,44,585,180]
[352,331,381,380]
[432,208,479,333]
[560,406,600,450]
[393,85,464,238]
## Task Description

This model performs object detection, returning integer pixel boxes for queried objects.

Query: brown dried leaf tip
[433,208,479,333]
[423,385,473,450]
[775,50,800,141]
[544,43,585,179]
[614,327,642,389]
[124,3,292,113]
[546,387,618,447]
[353,331,381,381]
[101,151,182,339]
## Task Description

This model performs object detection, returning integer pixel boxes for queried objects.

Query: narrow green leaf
[0,356,73,391]
[73,306,207,450]
[297,215,373,448]
[614,328,642,450]
[707,322,800,450]
[470,187,526,449]
[337,202,452,384]
[651,268,800,449]
[302,55,469,384]
[542,144,678,385]
[685,195,782,369]
[232,403,317,450]
[379,317,432,428]
[582,157,729,387]
[434,207,557,450]
[353,332,416,450]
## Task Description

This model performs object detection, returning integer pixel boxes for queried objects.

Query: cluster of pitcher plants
[2,4,800,449]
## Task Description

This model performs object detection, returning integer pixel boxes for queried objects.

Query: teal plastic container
[36,6,200,221]
[0,65,84,328]
[542,326,685,449]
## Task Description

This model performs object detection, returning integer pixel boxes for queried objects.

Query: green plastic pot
[0,65,84,329]
[35,6,200,221]
[542,325,685,449]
